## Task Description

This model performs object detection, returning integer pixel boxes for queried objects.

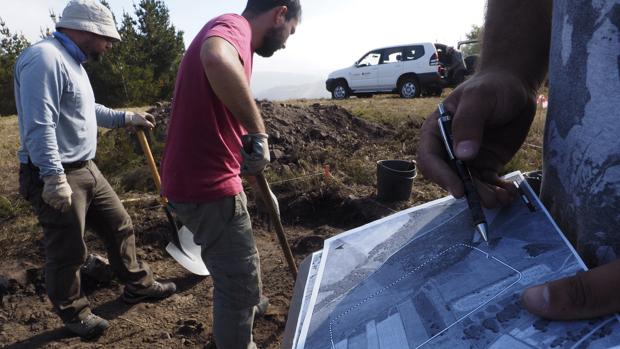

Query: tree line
[0,0,184,116]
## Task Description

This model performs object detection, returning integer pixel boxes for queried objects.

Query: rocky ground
[0,99,447,348]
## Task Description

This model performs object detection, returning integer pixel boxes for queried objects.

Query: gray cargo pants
[19,161,154,322]
[171,192,261,349]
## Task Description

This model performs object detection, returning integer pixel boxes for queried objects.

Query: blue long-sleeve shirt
[14,34,126,177]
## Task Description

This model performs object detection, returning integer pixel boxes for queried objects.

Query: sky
[1,0,486,78]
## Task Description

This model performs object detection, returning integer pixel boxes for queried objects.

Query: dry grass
[0,114,37,246]
[290,94,443,125]
[0,115,20,197]
[505,91,548,173]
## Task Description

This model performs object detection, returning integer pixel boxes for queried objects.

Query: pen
[513,181,536,212]
[437,103,489,242]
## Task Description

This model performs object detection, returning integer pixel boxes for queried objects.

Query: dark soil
[0,100,445,348]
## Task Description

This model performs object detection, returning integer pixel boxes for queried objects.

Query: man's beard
[256,26,286,57]
[83,41,104,62]
[88,52,103,62]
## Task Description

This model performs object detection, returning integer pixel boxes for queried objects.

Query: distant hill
[252,71,330,101]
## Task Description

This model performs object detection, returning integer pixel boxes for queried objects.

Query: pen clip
[437,103,455,160]
[513,181,537,212]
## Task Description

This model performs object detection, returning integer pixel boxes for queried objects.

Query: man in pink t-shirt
[161,1,301,348]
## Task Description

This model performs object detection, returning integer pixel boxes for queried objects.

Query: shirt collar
[53,31,87,64]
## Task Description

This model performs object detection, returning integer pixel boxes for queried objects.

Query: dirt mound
[258,101,393,165]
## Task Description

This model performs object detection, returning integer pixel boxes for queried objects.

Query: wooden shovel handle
[136,129,163,194]
[254,173,298,279]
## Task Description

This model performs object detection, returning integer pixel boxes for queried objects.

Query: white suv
[325,42,443,99]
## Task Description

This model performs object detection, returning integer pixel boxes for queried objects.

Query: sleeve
[16,49,66,177]
[205,16,248,65]
[95,103,126,129]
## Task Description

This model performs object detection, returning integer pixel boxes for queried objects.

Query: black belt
[26,159,89,171]
[62,160,89,170]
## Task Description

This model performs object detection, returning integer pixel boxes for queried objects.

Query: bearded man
[160,1,301,348]
[14,0,176,339]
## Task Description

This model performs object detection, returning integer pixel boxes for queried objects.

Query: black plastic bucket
[376,160,417,201]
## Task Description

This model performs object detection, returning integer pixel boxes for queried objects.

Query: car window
[380,47,404,64]
[403,45,425,61]
[357,51,381,67]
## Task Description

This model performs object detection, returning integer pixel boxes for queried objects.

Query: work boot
[122,280,177,304]
[65,313,110,339]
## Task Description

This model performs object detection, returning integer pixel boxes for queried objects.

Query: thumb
[522,259,620,320]
[450,88,495,160]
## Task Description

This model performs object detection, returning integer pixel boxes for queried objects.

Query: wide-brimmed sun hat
[56,0,121,41]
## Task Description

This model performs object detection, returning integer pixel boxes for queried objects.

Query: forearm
[95,103,126,129]
[480,0,553,91]
[201,38,265,133]
[24,125,64,177]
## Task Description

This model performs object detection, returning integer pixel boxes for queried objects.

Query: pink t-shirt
[161,14,253,202]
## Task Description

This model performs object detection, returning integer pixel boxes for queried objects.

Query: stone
[176,319,203,337]
[271,149,285,160]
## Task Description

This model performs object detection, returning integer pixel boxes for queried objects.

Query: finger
[451,86,496,160]
[417,111,465,197]
[145,113,157,126]
[522,259,620,320]
[472,180,503,209]
[476,171,518,207]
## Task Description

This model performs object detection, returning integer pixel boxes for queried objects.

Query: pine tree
[85,0,184,107]
[134,0,184,101]
[0,18,30,116]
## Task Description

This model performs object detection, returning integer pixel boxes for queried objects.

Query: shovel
[135,129,210,276]
[243,138,298,279]
[253,173,298,280]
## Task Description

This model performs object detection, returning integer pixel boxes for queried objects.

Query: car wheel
[399,77,420,98]
[332,81,349,100]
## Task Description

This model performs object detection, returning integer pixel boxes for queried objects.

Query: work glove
[41,174,73,212]
[125,112,155,129]
[241,133,270,175]
[255,185,280,230]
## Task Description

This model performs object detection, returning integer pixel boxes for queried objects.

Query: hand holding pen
[416,74,528,210]
[437,103,489,241]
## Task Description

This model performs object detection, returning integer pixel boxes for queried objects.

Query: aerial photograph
[297,177,620,349]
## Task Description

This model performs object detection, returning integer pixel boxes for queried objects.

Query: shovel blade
[165,226,210,276]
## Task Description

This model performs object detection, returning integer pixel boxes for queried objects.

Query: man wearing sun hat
[14,0,176,339]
